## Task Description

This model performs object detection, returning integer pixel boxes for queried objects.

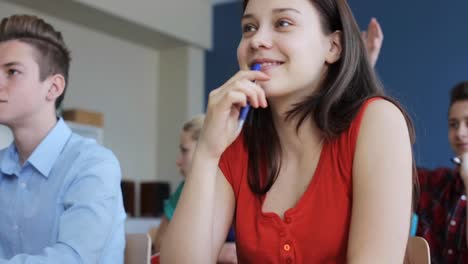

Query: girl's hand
[198,70,269,159]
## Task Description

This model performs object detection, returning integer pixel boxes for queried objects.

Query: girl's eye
[276,20,292,28]
[242,23,257,33]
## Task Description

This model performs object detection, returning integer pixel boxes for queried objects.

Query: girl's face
[176,131,197,177]
[237,0,341,101]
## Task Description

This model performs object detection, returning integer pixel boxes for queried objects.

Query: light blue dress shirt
[0,119,126,263]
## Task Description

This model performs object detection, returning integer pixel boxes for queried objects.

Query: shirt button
[13,224,18,231]
[448,249,453,255]
[450,220,456,226]
[283,243,291,252]
[286,257,292,264]
[279,230,286,236]
[285,217,292,224]
[20,182,26,189]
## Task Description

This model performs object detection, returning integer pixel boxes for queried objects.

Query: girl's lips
[251,58,284,66]
[251,61,284,72]
[457,143,468,150]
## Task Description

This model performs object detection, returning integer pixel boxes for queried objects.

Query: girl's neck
[271,106,322,159]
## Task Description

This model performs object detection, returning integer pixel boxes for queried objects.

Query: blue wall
[205,1,468,169]
[205,2,243,104]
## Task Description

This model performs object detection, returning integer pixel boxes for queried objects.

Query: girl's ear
[325,30,342,64]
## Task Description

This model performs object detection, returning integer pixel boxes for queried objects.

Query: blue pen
[451,156,461,165]
[238,63,262,130]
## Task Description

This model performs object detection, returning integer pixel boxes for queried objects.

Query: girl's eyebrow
[241,14,255,21]
[242,8,301,21]
[273,8,301,15]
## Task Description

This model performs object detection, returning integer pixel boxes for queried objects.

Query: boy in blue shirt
[0,14,126,263]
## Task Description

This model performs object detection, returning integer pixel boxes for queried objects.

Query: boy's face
[448,100,468,157]
[0,40,52,127]
[175,131,197,178]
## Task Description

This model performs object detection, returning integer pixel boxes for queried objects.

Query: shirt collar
[0,118,72,178]
[29,118,72,177]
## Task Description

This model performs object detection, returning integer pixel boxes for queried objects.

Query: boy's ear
[325,30,343,64]
[45,74,65,102]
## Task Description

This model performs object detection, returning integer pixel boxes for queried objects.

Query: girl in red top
[162,0,415,263]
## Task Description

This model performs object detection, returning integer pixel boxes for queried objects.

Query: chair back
[125,233,151,264]
[406,236,430,264]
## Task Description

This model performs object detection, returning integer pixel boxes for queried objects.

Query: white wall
[157,47,205,189]
[65,28,160,184]
[0,126,12,148]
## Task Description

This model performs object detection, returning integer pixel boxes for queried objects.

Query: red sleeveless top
[219,98,380,264]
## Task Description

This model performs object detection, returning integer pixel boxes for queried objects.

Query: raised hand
[362,17,384,67]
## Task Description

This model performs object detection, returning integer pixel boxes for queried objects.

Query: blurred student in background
[416,81,468,263]
[153,114,237,263]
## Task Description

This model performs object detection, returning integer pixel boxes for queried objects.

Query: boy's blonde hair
[182,115,205,141]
